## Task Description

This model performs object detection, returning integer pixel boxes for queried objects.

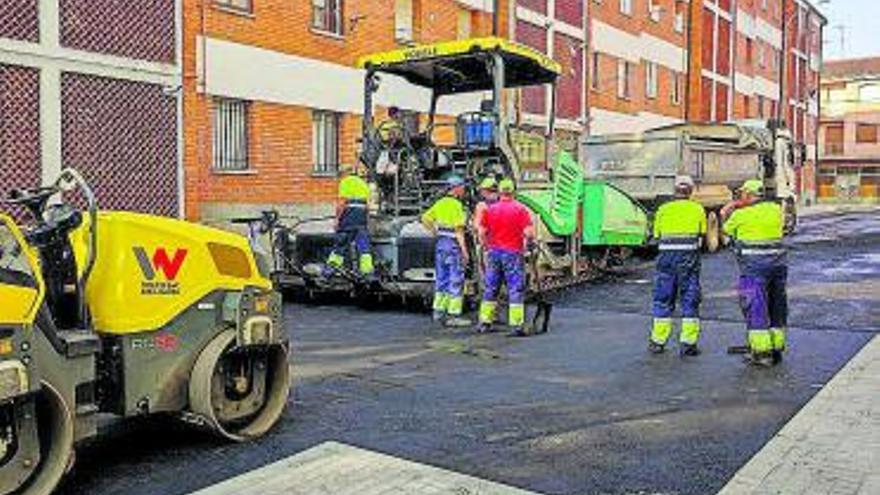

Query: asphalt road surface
[60,209,879,495]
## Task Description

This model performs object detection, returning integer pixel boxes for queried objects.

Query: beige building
[818,57,880,203]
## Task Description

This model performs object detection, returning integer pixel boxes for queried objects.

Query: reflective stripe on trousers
[434,237,464,316]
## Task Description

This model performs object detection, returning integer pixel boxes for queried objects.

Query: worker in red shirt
[477,178,536,336]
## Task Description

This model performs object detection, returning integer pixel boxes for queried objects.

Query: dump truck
[583,120,799,251]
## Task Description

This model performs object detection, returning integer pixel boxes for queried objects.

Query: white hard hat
[674,175,695,188]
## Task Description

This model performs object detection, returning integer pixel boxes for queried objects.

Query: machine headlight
[0,360,28,402]
[241,316,274,346]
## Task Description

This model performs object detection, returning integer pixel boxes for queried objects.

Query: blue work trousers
[737,256,788,331]
[652,250,702,319]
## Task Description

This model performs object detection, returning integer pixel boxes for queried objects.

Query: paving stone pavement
[189,441,541,495]
[718,336,879,495]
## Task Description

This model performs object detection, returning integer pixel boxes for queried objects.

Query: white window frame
[617,59,631,99]
[648,0,661,23]
[312,0,344,36]
[591,51,601,90]
[646,62,658,99]
[212,98,250,172]
[215,0,252,13]
[395,0,414,44]
[313,110,341,175]
[671,71,682,105]
[619,0,632,17]
[674,5,685,33]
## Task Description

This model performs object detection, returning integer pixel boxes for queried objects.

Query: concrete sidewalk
[719,336,879,495]
[189,441,539,495]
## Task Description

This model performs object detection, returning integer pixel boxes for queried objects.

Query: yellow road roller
[0,169,291,494]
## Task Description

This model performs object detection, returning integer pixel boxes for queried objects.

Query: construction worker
[422,176,471,327]
[473,177,498,233]
[478,178,536,336]
[721,179,788,367]
[326,166,374,278]
[649,175,707,356]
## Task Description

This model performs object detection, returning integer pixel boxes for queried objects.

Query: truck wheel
[3,382,75,495]
[188,330,291,442]
[705,211,721,253]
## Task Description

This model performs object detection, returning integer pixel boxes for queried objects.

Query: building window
[856,123,879,144]
[617,59,631,99]
[313,110,341,174]
[215,0,252,13]
[645,62,658,99]
[744,95,751,117]
[456,9,472,40]
[395,0,414,43]
[591,51,600,90]
[746,38,753,65]
[674,3,685,33]
[619,0,632,16]
[757,95,765,118]
[312,0,343,36]
[758,44,766,68]
[671,71,681,105]
[212,98,249,171]
[648,0,661,22]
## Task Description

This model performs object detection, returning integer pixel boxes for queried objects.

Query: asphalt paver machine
[270,37,648,308]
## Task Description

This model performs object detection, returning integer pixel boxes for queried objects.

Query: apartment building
[685,0,824,201]
[0,0,182,217]
[587,0,688,135]
[817,58,880,204]
[182,0,501,222]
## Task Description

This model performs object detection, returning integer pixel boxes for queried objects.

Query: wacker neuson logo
[133,247,188,295]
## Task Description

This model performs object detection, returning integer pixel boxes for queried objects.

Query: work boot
[771,350,784,365]
[680,343,701,357]
[507,326,528,338]
[745,352,775,368]
[432,311,446,325]
[648,341,665,354]
[444,316,472,328]
[476,323,493,334]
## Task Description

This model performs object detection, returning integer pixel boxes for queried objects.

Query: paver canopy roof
[357,37,561,95]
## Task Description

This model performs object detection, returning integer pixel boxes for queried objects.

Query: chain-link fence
[0,0,39,43]
[59,0,175,63]
[62,72,179,217]
[0,64,42,220]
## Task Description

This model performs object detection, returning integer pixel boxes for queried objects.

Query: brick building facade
[817,57,880,204]
[685,0,825,202]
[587,0,689,135]
[2,2,826,220]
[182,0,501,222]
[0,0,181,217]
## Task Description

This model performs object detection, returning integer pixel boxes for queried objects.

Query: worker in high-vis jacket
[422,176,471,327]
[649,175,707,357]
[478,178,535,336]
[472,176,498,236]
[326,167,374,277]
[721,179,788,367]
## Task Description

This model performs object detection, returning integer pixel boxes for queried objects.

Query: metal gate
[0,63,41,219]
[61,73,179,217]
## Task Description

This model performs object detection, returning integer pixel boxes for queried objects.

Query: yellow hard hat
[498,178,515,193]
[741,179,764,195]
[479,177,497,190]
